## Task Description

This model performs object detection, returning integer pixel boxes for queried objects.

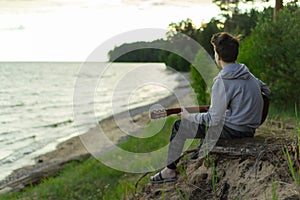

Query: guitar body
[261,93,269,125]
[150,93,269,125]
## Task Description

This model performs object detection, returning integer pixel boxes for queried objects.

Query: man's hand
[178,108,190,120]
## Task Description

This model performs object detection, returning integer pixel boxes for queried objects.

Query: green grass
[1,158,126,199]
[268,103,299,122]
[117,116,176,153]
[0,116,180,200]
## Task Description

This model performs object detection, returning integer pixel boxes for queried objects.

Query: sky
[0,0,271,61]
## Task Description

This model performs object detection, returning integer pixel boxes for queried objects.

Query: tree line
[108,1,299,110]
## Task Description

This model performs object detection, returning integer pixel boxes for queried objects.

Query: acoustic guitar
[150,93,269,125]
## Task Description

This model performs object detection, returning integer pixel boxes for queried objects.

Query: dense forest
[108,0,299,110]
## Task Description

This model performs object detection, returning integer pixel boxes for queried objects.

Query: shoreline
[0,72,195,194]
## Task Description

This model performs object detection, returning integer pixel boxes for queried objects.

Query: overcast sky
[0,0,275,61]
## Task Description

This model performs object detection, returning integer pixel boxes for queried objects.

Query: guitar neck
[165,106,209,116]
[150,106,209,119]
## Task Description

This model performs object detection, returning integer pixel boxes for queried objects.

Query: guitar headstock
[149,109,167,119]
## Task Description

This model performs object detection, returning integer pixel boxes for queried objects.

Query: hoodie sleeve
[189,77,227,126]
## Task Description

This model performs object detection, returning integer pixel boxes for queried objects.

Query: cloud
[122,0,213,8]
[0,25,25,31]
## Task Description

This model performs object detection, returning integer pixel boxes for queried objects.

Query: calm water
[0,62,179,180]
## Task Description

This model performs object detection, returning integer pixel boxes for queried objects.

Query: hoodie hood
[220,63,250,80]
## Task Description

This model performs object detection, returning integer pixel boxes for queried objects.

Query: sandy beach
[0,73,195,194]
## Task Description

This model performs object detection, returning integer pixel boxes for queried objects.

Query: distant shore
[0,72,195,194]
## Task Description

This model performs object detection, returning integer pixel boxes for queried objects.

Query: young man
[150,32,271,184]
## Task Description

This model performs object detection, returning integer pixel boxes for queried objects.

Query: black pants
[167,119,255,169]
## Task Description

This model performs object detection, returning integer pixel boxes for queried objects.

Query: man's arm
[187,77,227,126]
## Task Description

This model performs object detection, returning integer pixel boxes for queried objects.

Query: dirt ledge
[136,136,300,200]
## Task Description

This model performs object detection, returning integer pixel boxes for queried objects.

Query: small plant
[177,164,188,181]
[264,191,267,200]
[175,186,187,200]
[162,183,165,200]
[283,105,300,197]
[211,162,218,194]
[283,145,300,195]
[271,178,278,200]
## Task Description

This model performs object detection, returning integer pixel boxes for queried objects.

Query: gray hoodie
[189,63,271,132]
